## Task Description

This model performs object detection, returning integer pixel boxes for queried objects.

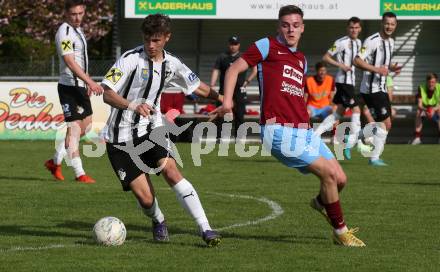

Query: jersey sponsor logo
[188,72,198,82]
[277,50,288,55]
[105,68,123,85]
[360,46,366,54]
[281,81,304,97]
[282,65,303,84]
[141,68,150,80]
[61,40,72,52]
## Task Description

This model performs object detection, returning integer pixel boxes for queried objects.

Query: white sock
[53,140,67,165]
[371,127,388,161]
[347,113,361,148]
[172,179,211,233]
[70,157,85,177]
[315,112,340,135]
[334,225,349,235]
[140,197,165,224]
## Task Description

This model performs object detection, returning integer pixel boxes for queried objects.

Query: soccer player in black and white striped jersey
[45,0,104,183]
[101,14,223,246]
[354,12,402,166]
[316,17,371,159]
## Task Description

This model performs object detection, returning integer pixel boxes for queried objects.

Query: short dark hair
[278,5,304,19]
[426,72,438,81]
[382,11,397,21]
[141,14,171,37]
[64,0,85,11]
[347,16,361,25]
[315,61,327,71]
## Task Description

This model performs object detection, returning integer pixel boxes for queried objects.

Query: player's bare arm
[417,97,426,111]
[354,56,388,76]
[209,69,220,89]
[221,57,249,114]
[322,52,351,72]
[194,81,223,103]
[63,54,104,95]
[102,85,155,117]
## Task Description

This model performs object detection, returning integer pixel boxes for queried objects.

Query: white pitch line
[1,191,283,252]
[0,244,80,253]
[206,192,284,231]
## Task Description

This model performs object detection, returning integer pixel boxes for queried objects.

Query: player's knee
[322,168,338,186]
[160,159,182,185]
[337,170,347,188]
[137,194,154,209]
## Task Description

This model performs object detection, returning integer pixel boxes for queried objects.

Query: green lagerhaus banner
[135,0,216,15]
[381,0,440,16]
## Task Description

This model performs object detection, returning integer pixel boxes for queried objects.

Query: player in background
[316,16,371,159]
[305,61,335,120]
[210,35,257,140]
[213,5,365,247]
[354,12,401,166]
[45,0,103,183]
[411,73,440,145]
[101,14,222,247]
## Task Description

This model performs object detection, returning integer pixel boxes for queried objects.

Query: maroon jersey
[241,37,309,127]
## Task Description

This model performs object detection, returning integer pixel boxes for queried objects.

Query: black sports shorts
[333,83,359,108]
[361,92,391,122]
[57,84,93,122]
[106,132,173,191]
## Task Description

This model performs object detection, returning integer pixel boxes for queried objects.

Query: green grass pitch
[0,141,439,271]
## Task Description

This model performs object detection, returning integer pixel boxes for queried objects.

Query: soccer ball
[93,216,126,246]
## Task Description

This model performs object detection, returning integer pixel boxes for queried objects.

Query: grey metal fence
[0,56,115,80]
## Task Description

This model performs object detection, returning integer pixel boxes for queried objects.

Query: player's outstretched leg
[308,157,365,247]
[315,111,341,136]
[130,174,169,242]
[161,158,221,247]
[310,158,347,226]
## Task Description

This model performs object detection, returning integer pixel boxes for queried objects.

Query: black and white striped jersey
[327,35,361,86]
[55,22,88,87]
[357,32,395,94]
[101,46,200,143]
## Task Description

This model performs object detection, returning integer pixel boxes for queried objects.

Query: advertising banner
[125,0,440,19]
[135,0,216,15]
[0,82,110,140]
[381,0,440,16]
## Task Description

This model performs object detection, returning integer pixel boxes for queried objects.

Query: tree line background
[0,0,114,63]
